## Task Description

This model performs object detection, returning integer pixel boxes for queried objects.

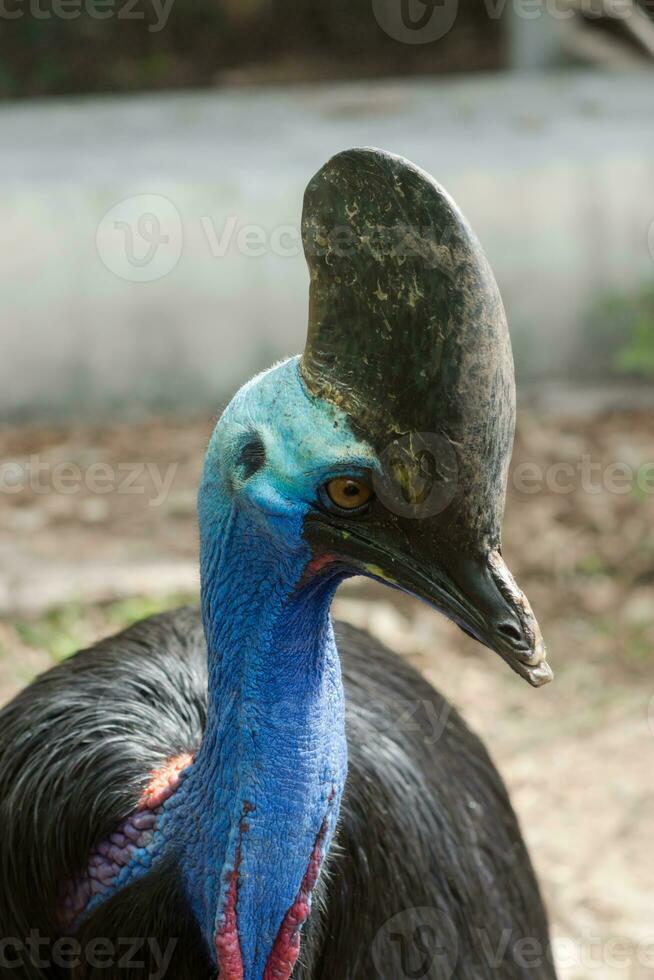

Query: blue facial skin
[167,357,377,977]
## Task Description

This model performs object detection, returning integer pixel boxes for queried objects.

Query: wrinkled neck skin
[174,492,348,979]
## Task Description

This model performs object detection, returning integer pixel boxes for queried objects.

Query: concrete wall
[2,71,654,420]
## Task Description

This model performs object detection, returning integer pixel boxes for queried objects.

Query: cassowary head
[200,147,550,687]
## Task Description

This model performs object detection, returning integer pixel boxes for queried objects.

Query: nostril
[497,622,523,644]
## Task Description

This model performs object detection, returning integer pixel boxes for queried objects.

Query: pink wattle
[215,804,253,980]
[140,752,194,809]
[60,753,195,928]
[304,553,338,577]
[215,858,244,980]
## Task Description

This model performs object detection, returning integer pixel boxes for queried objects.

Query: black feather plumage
[0,608,555,979]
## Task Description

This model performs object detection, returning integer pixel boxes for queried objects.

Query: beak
[306,517,552,688]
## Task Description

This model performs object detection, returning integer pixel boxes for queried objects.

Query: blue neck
[175,502,348,978]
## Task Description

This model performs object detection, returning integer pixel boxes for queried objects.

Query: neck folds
[179,510,347,980]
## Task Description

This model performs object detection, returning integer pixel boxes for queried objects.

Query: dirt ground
[1,406,653,979]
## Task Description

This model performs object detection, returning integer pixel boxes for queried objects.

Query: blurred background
[2,3,654,978]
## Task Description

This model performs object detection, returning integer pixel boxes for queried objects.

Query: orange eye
[325,477,373,512]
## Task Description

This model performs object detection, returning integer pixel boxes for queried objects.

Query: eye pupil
[343,482,359,497]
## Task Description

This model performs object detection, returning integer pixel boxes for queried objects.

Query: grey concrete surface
[2,71,654,419]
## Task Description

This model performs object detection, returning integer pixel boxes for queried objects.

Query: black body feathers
[0,608,555,979]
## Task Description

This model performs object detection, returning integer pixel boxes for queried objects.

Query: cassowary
[0,148,556,980]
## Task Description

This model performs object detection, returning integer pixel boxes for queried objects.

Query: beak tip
[524,658,554,688]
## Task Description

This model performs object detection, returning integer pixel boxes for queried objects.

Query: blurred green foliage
[13,593,195,662]
[0,0,502,99]
[14,602,88,661]
[615,297,654,377]
[583,283,654,380]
